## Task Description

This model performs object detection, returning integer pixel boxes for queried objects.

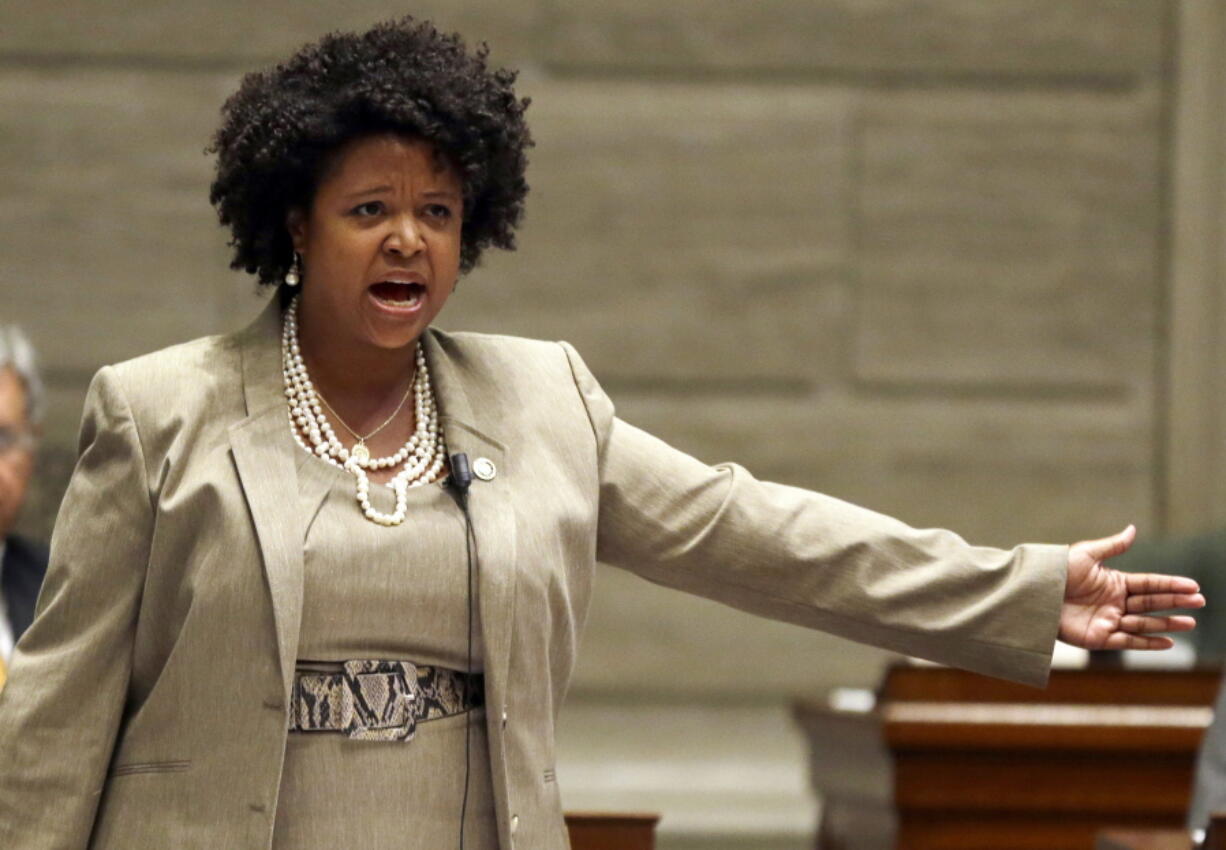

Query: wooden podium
[878,665,1219,850]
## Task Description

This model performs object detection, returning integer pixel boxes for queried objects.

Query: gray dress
[272,453,498,849]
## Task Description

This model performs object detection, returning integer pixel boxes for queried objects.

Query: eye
[0,425,27,455]
[424,203,454,221]
[351,201,384,217]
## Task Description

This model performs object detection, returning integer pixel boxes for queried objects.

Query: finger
[1125,572,1201,595]
[1073,524,1137,562]
[1119,614,1198,634]
[1102,632,1175,651]
[1125,592,1206,613]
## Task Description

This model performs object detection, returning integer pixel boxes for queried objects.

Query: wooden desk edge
[1095,827,1191,850]
[564,812,662,826]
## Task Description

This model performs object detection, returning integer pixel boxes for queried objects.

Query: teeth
[373,288,422,308]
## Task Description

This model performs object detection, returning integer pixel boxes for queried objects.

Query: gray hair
[0,325,44,426]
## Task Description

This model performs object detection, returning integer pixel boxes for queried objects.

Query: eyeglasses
[0,424,35,456]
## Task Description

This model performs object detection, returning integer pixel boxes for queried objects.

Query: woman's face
[288,134,464,353]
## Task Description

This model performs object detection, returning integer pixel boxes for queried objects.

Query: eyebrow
[342,186,462,201]
[343,185,393,200]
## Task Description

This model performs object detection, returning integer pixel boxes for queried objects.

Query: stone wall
[0,3,1179,847]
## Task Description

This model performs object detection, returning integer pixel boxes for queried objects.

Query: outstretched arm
[1060,525,1205,650]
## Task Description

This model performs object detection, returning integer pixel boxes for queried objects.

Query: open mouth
[369,281,425,309]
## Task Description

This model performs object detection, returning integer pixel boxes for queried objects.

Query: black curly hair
[208,17,532,284]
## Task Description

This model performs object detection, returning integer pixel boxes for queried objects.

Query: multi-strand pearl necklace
[281,295,448,526]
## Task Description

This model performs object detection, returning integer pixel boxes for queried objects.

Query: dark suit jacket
[1191,677,1226,829]
[3,534,48,641]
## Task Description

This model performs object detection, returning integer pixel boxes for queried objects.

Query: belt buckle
[341,660,418,742]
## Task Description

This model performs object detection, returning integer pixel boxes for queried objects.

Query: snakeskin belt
[288,660,484,742]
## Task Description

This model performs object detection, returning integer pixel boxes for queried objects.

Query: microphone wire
[447,453,477,850]
[458,495,476,850]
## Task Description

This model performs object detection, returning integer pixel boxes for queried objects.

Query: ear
[285,207,308,252]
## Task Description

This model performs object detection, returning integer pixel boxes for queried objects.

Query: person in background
[0,324,47,690]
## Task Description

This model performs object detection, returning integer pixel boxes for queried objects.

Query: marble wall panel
[610,392,1151,548]
[445,80,854,385]
[556,698,816,847]
[853,87,1163,391]
[544,0,1168,79]
[1,1,540,67]
[0,67,246,376]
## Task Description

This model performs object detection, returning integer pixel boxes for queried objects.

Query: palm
[1060,525,1204,650]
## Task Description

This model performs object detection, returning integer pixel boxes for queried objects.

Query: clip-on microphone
[449,451,474,501]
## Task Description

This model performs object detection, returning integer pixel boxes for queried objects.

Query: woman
[0,17,1204,850]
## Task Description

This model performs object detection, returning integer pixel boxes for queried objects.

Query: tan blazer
[0,298,1067,849]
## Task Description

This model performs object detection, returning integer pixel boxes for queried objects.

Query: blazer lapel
[422,331,518,694]
[228,298,305,699]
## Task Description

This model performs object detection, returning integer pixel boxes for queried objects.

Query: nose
[384,214,425,257]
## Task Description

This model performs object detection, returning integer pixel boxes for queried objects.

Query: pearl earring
[285,253,302,287]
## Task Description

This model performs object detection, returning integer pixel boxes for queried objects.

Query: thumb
[1073,524,1136,563]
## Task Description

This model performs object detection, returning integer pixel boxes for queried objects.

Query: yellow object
[0,653,7,691]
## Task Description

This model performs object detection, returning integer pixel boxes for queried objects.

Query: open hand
[1060,525,1205,650]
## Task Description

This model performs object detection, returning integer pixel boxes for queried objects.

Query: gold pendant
[352,441,370,464]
